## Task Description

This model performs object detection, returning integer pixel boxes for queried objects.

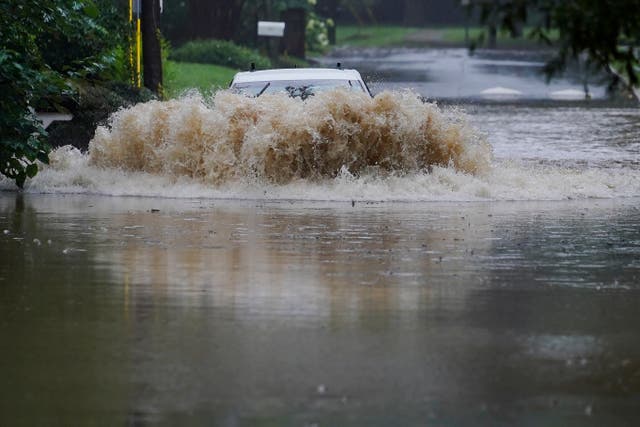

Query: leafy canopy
[473,0,640,90]
[0,0,124,187]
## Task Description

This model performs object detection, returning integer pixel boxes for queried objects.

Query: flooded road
[1,47,640,425]
[320,47,620,100]
[2,195,640,425]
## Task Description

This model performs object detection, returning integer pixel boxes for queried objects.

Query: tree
[1,0,124,187]
[472,0,640,92]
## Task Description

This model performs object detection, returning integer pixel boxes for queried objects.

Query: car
[230,67,372,99]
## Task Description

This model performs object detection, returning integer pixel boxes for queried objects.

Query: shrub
[0,51,50,187]
[306,11,331,54]
[0,0,131,187]
[170,39,271,70]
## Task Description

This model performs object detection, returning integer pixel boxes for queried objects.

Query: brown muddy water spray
[89,90,492,184]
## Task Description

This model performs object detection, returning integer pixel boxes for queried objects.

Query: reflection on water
[1,194,640,425]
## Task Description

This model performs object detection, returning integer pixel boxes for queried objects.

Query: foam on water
[2,90,639,202]
[5,146,638,202]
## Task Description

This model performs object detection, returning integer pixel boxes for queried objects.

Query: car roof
[231,68,364,84]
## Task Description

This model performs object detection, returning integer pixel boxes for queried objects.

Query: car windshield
[232,79,366,99]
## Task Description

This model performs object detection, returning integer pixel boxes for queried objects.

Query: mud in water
[89,90,492,184]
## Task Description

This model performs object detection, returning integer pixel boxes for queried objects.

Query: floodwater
[321,47,612,100]
[1,48,640,425]
[2,195,639,425]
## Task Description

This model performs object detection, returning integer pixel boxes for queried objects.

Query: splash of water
[89,90,492,184]
[6,89,636,201]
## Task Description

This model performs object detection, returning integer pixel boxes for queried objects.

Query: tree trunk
[280,8,306,59]
[142,0,163,95]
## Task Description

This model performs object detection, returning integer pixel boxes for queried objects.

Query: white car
[230,67,372,99]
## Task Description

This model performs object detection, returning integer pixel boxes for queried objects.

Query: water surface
[321,47,611,100]
[1,195,640,425]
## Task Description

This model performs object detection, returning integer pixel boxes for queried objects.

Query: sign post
[257,21,285,64]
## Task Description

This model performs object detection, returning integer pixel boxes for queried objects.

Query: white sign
[258,21,285,37]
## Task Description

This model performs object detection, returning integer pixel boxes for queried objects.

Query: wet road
[320,47,611,100]
[1,195,640,425]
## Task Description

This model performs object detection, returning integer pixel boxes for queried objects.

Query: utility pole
[141,0,163,96]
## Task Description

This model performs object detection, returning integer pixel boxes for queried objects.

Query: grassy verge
[163,60,237,98]
[336,25,421,47]
[442,26,559,47]
[334,24,557,49]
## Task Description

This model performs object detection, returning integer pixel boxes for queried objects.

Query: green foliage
[336,25,420,47]
[171,39,271,70]
[0,0,128,187]
[306,10,331,53]
[0,51,50,188]
[473,0,640,90]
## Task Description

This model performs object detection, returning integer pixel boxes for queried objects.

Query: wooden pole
[141,0,163,95]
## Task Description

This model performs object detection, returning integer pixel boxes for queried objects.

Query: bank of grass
[335,24,558,49]
[163,60,237,98]
[442,26,559,48]
[336,25,420,47]
[163,56,313,98]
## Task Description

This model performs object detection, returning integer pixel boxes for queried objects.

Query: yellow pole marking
[129,0,134,85]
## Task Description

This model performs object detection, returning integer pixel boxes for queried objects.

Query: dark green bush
[0,52,50,188]
[0,0,131,188]
[170,39,271,70]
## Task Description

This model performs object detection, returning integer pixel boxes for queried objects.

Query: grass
[441,27,487,43]
[163,60,237,98]
[336,25,421,47]
[162,57,313,98]
[442,26,559,47]
[334,24,558,49]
